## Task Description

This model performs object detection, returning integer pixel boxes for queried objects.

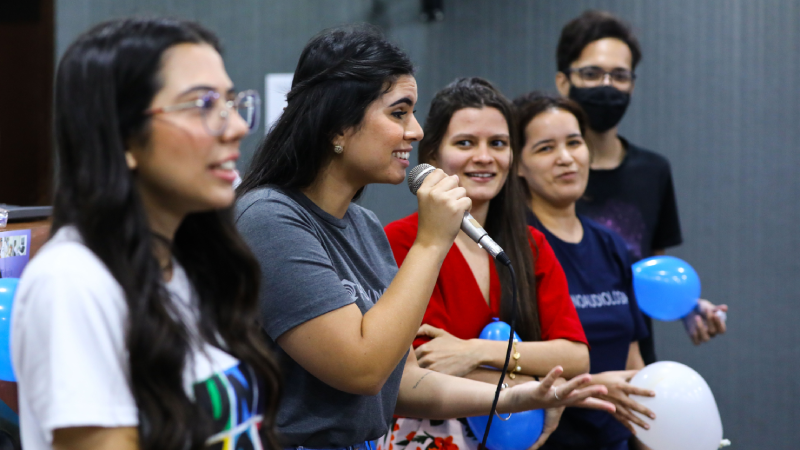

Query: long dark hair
[52,17,281,450]
[237,24,414,196]
[418,77,541,342]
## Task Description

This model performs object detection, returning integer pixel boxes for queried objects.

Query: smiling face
[431,107,511,206]
[336,74,423,187]
[518,108,590,208]
[128,43,249,217]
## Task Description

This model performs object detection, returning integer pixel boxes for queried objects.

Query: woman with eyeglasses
[236,25,614,450]
[12,18,280,450]
[514,92,656,450]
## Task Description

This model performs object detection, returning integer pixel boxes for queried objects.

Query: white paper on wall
[264,73,294,134]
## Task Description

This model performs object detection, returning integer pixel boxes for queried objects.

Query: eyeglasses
[146,90,261,136]
[566,66,636,87]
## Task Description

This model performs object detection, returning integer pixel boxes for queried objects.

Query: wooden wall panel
[0,0,54,206]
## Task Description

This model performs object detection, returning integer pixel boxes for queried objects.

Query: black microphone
[408,164,511,266]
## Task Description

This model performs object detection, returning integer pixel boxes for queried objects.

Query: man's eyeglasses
[146,90,261,136]
[565,66,636,87]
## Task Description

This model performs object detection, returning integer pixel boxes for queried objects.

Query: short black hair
[556,10,642,73]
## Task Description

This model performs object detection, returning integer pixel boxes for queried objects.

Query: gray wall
[56,1,799,447]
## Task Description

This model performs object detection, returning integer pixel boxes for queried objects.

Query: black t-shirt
[576,137,683,364]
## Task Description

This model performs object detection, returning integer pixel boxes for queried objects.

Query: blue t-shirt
[528,212,648,449]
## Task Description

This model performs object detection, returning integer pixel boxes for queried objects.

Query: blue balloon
[466,320,543,450]
[467,410,544,450]
[632,256,700,321]
[0,279,17,382]
[479,319,522,343]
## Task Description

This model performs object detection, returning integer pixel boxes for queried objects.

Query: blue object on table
[466,319,544,450]
[0,278,18,382]
[632,256,700,321]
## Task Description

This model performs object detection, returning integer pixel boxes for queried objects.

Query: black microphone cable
[407,163,520,449]
[478,257,517,450]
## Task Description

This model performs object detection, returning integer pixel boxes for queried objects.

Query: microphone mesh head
[408,164,435,195]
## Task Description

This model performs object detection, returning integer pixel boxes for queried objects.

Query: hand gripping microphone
[408,164,511,266]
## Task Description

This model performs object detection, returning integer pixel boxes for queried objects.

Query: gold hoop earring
[334,145,344,154]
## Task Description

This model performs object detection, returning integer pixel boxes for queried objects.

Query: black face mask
[568,84,631,133]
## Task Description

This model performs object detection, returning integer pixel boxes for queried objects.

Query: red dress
[377,213,587,450]
[385,212,586,348]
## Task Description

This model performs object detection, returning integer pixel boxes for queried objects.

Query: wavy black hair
[52,17,281,450]
[418,77,541,342]
[238,24,414,196]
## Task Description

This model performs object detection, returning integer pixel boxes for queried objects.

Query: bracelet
[495,383,512,420]
[507,341,522,380]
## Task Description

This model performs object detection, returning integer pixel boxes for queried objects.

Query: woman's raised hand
[498,366,615,414]
[414,169,471,250]
[590,370,656,434]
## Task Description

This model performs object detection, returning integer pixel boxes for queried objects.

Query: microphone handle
[461,212,506,261]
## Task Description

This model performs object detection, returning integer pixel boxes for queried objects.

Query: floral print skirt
[377,418,480,450]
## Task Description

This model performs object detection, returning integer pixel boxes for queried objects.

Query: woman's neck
[585,128,625,170]
[139,193,184,280]
[301,164,360,219]
[529,196,583,244]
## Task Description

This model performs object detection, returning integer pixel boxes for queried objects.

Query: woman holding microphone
[236,25,613,450]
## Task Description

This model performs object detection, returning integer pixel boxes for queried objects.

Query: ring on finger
[554,387,560,400]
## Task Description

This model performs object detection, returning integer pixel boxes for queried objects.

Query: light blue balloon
[632,256,700,321]
[0,279,18,382]
[466,319,543,450]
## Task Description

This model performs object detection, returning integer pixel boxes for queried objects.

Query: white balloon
[629,361,724,450]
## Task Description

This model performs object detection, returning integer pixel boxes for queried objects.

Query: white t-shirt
[11,227,265,449]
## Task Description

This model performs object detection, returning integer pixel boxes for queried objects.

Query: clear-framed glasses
[146,89,261,136]
[566,66,636,88]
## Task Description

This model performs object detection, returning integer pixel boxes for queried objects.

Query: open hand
[499,366,615,414]
[415,325,482,377]
[592,370,655,434]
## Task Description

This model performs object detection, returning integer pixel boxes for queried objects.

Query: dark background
[6,0,797,446]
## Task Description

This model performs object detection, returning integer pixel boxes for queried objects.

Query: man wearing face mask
[554,10,728,366]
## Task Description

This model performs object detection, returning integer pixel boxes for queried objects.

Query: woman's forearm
[473,339,590,378]
[359,242,451,373]
[278,241,451,396]
[626,341,645,370]
[53,426,139,450]
[397,352,615,420]
[464,368,537,387]
[396,360,508,419]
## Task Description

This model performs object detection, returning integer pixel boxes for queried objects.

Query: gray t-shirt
[235,186,406,448]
